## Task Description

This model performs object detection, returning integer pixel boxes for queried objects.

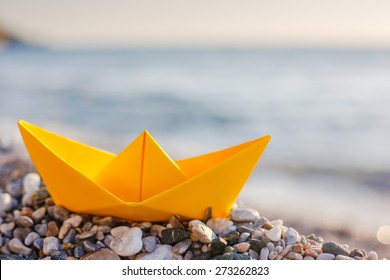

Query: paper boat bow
[18,120,270,221]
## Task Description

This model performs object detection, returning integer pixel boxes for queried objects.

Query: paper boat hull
[18,120,270,221]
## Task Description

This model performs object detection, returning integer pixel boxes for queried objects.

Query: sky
[0,0,390,48]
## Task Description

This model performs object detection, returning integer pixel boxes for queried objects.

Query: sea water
[1,47,390,239]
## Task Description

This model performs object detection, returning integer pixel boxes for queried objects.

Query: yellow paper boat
[18,120,271,221]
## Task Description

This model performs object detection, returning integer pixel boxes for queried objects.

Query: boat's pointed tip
[17,119,29,129]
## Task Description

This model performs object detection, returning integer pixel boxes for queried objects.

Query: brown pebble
[31,207,46,222]
[305,248,319,258]
[46,221,59,237]
[291,243,303,254]
[262,223,273,230]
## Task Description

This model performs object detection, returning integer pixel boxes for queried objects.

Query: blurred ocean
[1,47,390,241]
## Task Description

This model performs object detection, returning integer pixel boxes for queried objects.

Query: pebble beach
[0,152,385,260]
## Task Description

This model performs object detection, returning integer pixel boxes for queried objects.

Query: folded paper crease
[18,120,271,221]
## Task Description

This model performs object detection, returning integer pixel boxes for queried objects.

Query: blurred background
[1,0,390,256]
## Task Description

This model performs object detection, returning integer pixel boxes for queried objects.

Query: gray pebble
[25,232,40,246]
[33,238,44,250]
[286,251,303,260]
[206,218,233,235]
[0,222,15,237]
[104,234,114,248]
[96,231,105,241]
[9,238,32,255]
[173,239,191,255]
[322,241,350,256]
[260,247,269,260]
[63,228,76,244]
[229,208,260,222]
[6,180,23,197]
[183,250,193,260]
[34,223,47,237]
[143,236,157,253]
[335,255,353,260]
[136,245,182,260]
[238,232,251,243]
[43,237,59,256]
[83,241,101,253]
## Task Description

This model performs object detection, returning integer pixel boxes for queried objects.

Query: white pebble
[191,224,217,244]
[23,172,41,193]
[317,253,336,260]
[110,226,143,257]
[367,251,378,260]
[206,218,233,235]
[229,208,260,222]
[285,228,301,244]
[266,226,281,242]
[0,193,13,212]
[260,247,269,260]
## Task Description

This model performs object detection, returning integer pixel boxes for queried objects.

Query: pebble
[291,243,303,254]
[210,237,228,256]
[233,242,251,253]
[63,228,77,244]
[74,246,85,258]
[79,230,95,240]
[193,251,213,260]
[254,217,270,228]
[173,238,192,255]
[0,193,13,212]
[143,236,157,253]
[223,231,240,246]
[206,218,233,235]
[161,228,191,244]
[31,207,46,222]
[249,249,259,260]
[150,225,166,238]
[83,241,101,253]
[21,192,34,206]
[13,227,31,239]
[191,224,217,244]
[33,238,43,250]
[0,222,15,237]
[322,241,350,256]
[63,215,83,228]
[110,226,143,256]
[350,248,366,258]
[249,239,267,253]
[43,237,59,256]
[23,173,41,193]
[266,242,275,252]
[222,252,251,260]
[317,253,336,260]
[58,223,72,239]
[260,247,270,260]
[335,255,353,260]
[9,238,32,255]
[48,205,70,221]
[251,229,266,239]
[305,249,319,258]
[266,226,281,242]
[46,221,59,237]
[367,251,378,260]
[285,228,301,244]
[25,232,40,246]
[81,248,120,260]
[6,180,23,197]
[229,208,260,222]
[238,232,251,243]
[136,245,182,260]
[287,251,303,260]
[16,216,34,228]
[304,256,315,260]
[268,251,278,260]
